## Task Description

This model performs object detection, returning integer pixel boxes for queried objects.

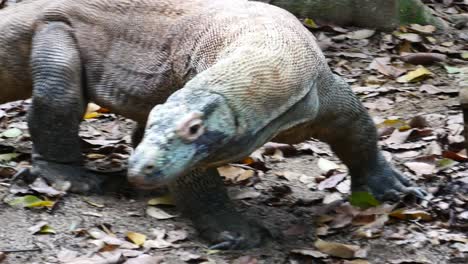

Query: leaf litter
[1,1,467,263]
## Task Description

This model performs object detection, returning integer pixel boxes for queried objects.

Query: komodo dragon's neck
[0,0,51,103]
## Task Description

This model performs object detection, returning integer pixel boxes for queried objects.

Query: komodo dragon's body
[1,0,425,249]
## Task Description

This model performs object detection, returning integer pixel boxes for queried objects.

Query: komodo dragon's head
[127,88,238,188]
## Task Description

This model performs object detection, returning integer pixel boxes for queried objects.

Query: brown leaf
[400,52,447,65]
[290,249,328,258]
[354,214,389,238]
[442,150,468,162]
[314,239,366,259]
[419,84,458,94]
[369,57,406,77]
[396,33,423,43]
[390,209,432,221]
[408,24,436,34]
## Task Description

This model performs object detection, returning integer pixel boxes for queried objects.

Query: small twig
[0,247,42,253]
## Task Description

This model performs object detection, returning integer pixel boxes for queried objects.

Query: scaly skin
[0,0,425,249]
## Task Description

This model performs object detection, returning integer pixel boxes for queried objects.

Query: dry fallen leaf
[218,165,255,182]
[1,128,22,138]
[314,239,367,259]
[28,221,56,235]
[408,24,436,34]
[323,192,343,204]
[8,195,55,208]
[317,158,340,173]
[146,206,177,220]
[143,228,173,249]
[126,231,146,246]
[395,32,423,42]
[63,251,122,264]
[123,254,164,264]
[400,52,447,65]
[147,195,175,206]
[368,57,406,77]
[354,214,389,238]
[346,29,375,40]
[290,249,328,259]
[396,67,432,83]
[318,173,347,190]
[390,209,432,221]
[166,229,188,243]
[403,161,436,176]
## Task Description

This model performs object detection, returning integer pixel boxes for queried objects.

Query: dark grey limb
[168,168,269,249]
[28,22,101,192]
[311,74,426,200]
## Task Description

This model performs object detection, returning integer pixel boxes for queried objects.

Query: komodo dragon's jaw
[127,88,237,188]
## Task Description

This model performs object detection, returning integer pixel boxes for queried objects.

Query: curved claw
[208,231,244,250]
[404,186,428,199]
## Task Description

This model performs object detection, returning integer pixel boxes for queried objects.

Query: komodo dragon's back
[1,0,324,122]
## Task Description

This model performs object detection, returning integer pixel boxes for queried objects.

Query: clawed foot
[196,216,270,250]
[364,156,427,201]
[30,160,104,193]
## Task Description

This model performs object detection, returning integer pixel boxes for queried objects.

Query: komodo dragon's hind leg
[309,74,426,200]
[28,22,102,192]
[169,168,269,249]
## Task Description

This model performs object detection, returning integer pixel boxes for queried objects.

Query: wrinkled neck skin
[180,71,318,168]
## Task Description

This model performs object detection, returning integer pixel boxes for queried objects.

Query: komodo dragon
[1,0,425,249]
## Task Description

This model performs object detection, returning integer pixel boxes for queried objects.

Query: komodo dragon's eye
[176,112,205,142]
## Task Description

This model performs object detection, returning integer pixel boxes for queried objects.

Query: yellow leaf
[390,208,432,221]
[8,195,55,208]
[126,231,146,246]
[147,195,175,206]
[84,112,101,119]
[39,225,56,234]
[396,67,432,83]
[304,18,318,28]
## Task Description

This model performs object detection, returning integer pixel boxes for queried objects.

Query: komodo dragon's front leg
[28,22,103,192]
[308,74,426,200]
[169,168,269,249]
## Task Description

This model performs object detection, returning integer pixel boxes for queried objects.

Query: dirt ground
[1,1,468,264]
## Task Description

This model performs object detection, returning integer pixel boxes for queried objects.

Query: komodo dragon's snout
[127,89,237,188]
